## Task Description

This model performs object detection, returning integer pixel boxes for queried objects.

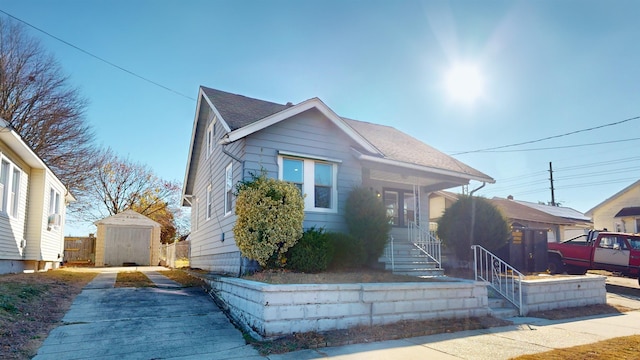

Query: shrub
[233,172,305,267]
[437,195,509,262]
[287,227,334,273]
[328,232,366,269]
[345,187,391,265]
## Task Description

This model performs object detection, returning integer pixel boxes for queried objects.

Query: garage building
[94,210,161,266]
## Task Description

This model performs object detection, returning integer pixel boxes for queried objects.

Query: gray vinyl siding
[189,111,244,273]
[244,108,362,233]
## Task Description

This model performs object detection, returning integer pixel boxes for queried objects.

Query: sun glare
[445,63,484,103]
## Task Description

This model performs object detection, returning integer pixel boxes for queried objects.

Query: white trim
[218,98,380,155]
[201,90,232,133]
[277,150,343,164]
[351,148,495,184]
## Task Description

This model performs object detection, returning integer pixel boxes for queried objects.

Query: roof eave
[352,149,495,184]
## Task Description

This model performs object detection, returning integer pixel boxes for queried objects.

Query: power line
[469,137,640,153]
[451,115,640,155]
[0,9,195,102]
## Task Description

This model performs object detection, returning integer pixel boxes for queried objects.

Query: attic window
[206,122,214,158]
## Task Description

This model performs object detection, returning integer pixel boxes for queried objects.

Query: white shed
[94,210,161,266]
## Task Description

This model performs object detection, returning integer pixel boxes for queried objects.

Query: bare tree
[0,19,97,194]
[80,149,185,243]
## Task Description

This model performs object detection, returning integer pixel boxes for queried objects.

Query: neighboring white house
[586,180,640,233]
[0,118,73,274]
[182,87,495,275]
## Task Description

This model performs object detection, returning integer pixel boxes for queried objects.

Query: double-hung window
[278,153,339,212]
[206,122,214,158]
[224,163,233,215]
[0,160,9,213]
[206,184,212,220]
[0,159,21,218]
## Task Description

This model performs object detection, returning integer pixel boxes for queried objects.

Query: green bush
[328,232,366,269]
[345,187,391,265]
[437,195,509,262]
[233,172,305,268]
[287,227,334,273]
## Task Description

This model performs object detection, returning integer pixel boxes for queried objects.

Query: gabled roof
[182,87,495,204]
[490,197,574,225]
[585,180,640,216]
[201,87,292,131]
[514,199,591,222]
[94,209,160,227]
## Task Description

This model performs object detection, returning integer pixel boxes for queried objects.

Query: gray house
[182,86,494,275]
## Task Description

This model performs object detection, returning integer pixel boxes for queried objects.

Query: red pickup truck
[547,231,640,282]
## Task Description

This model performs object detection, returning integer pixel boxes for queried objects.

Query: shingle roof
[201,86,291,130]
[199,86,493,182]
[343,118,493,182]
[490,197,574,225]
[514,200,591,222]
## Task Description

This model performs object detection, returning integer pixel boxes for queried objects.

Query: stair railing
[383,235,395,271]
[472,245,524,316]
[408,222,441,269]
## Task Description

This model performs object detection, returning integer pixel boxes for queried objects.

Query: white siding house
[586,180,640,232]
[0,118,73,274]
[182,87,495,275]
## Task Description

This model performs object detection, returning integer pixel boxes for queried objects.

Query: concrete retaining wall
[521,274,606,314]
[205,277,488,339]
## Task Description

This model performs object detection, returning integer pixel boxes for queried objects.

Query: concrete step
[385,261,440,271]
[489,306,519,319]
[392,268,445,277]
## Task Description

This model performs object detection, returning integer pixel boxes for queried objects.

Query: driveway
[34,267,262,360]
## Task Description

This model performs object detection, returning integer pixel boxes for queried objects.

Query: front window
[282,158,303,193]
[278,155,338,212]
[314,163,332,209]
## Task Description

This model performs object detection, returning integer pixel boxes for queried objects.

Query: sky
[1,1,638,236]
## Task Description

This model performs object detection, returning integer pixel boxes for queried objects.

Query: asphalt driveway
[33,268,262,360]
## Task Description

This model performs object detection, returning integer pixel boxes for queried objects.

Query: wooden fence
[160,241,190,268]
[64,236,96,264]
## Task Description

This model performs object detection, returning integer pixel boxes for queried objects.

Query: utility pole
[549,161,556,206]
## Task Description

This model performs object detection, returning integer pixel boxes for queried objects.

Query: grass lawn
[511,335,640,360]
[114,271,154,287]
[0,270,96,359]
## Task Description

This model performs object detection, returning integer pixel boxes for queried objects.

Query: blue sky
[1,1,639,235]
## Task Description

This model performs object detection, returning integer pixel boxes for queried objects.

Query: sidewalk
[265,292,640,360]
[34,267,262,360]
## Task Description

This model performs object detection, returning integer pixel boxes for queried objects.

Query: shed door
[103,227,152,266]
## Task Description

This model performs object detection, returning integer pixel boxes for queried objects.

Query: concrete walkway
[34,267,262,360]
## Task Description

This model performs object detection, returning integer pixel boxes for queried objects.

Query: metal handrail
[383,235,395,271]
[472,244,524,316]
[408,222,442,269]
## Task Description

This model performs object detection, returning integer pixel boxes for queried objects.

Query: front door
[383,189,417,227]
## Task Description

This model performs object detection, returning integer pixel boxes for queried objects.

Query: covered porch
[357,153,493,277]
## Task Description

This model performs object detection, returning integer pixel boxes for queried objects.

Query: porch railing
[408,221,441,269]
[472,245,524,316]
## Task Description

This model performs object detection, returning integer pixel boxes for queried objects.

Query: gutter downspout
[221,145,245,180]
[469,182,486,262]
